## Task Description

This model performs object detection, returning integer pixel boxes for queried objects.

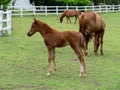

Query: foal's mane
[37,19,57,33]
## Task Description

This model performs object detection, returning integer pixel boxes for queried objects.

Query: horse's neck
[38,23,53,37]
[61,13,65,18]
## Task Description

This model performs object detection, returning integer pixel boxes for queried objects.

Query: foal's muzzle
[27,32,32,37]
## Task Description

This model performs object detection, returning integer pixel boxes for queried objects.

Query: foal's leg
[70,44,86,77]
[47,47,55,76]
[52,49,57,74]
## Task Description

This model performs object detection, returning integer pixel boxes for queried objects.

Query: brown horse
[27,18,86,77]
[79,11,105,55]
[60,10,80,24]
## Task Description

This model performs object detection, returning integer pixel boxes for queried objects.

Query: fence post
[20,7,23,17]
[106,5,108,12]
[112,5,114,12]
[33,6,36,16]
[56,6,58,16]
[119,5,120,11]
[76,6,78,10]
[85,6,87,11]
[66,5,68,10]
[45,6,47,16]
[99,5,101,13]
[0,11,3,36]
[92,5,94,11]
[6,11,11,35]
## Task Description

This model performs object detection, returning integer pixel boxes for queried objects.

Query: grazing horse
[27,18,86,77]
[79,11,106,55]
[60,10,80,24]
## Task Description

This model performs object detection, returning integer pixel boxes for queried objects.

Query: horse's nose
[27,32,31,37]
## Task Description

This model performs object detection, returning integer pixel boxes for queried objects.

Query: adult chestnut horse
[27,18,86,77]
[79,11,105,55]
[60,10,80,24]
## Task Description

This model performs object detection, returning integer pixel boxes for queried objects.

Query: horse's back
[65,10,80,16]
[95,13,106,30]
[79,11,105,33]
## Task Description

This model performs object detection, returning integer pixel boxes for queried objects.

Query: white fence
[0,10,11,36]
[7,5,120,17]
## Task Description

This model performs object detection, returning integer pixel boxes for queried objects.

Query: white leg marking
[79,64,84,77]
[80,64,84,73]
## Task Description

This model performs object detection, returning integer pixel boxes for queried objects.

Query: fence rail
[0,10,11,35]
[7,5,120,17]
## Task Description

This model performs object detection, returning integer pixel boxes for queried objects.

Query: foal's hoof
[47,73,51,77]
[79,73,86,77]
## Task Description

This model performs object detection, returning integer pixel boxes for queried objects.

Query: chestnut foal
[27,18,86,77]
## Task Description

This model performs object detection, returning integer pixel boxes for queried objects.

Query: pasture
[0,12,120,90]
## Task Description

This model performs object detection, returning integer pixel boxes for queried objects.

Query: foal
[27,18,86,77]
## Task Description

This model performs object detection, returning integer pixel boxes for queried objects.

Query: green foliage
[57,0,91,6]
[30,0,91,6]
[92,0,120,5]
[105,0,120,5]
[0,0,11,10]
[29,0,119,6]
[0,0,11,5]
[30,0,57,6]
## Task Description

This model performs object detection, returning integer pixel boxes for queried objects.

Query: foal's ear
[34,18,38,24]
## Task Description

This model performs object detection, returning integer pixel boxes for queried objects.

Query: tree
[30,0,91,6]
[30,0,57,6]
[0,0,11,10]
[92,0,120,5]
[57,0,91,6]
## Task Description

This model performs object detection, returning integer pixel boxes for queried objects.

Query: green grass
[0,12,120,90]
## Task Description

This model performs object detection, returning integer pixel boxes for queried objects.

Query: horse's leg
[66,17,68,23]
[67,17,71,23]
[70,44,86,77]
[100,32,104,55]
[94,34,100,55]
[84,38,89,56]
[47,47,55,76]
[69,17,71,23]
[94,34,98,55]
[74,16,77,24]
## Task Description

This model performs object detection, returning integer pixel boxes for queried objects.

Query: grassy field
[0,12,120,90]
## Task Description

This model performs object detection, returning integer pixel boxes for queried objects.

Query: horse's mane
[60,10,67,18]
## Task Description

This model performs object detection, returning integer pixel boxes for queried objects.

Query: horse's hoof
[95,53,98,56]
[101,52,104,55]
[84,50,88,56]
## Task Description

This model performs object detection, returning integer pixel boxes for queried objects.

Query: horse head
[27,18,40,37]
[60,16,63,23]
